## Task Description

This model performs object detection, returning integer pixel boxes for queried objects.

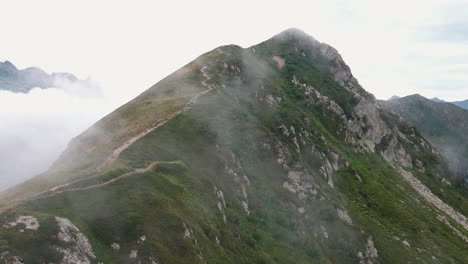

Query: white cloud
[0,84,118,191]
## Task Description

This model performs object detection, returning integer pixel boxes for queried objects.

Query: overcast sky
[1,0,468,102]
[0,0,467,189]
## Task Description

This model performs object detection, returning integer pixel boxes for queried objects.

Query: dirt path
[95,65,214,173]
[38,161,180,198]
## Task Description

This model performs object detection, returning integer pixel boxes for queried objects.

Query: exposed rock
[337,208,353,225]
[149,256,159,264]
[441,178,451,186]
[436,215,468,243]
[402,240,410,247]
[214,185,227,223]
[3,215,39,230]
[381,137,412,168]
[320,225,329,239]
[183,223,193,239]
[138,235,146,245]
[129,250,138,259]
[282,169,319,200]
[55,247,92,264]
[241,201,250,215]
[318,43,362,95]
[55,217,96,263]
[266,94,279,105]
[0,252,24,264]
[399,168,468,231]
[359,236,378,264]
[111,242,120,251]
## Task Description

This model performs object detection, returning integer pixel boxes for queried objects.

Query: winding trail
[95,66,215,172]
[37,161,180,198]
[42,66,215,197]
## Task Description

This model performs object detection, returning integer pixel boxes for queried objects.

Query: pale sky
[0,0,467,189]
[1,0,468,102]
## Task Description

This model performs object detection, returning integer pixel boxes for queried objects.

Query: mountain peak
[0,60,18,75]
[0,60,82,93]
[431,97,446,102]
[272,28,320,46]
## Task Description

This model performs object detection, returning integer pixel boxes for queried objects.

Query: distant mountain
[0,60,79,92]
[430,97,445,103]
[427,97,468,110]
[452,99,468,110]
[388,95,400,101]
[0,29,466,263]
[383,94,468,181]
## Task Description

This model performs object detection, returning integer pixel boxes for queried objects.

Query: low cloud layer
[0,82,118,191]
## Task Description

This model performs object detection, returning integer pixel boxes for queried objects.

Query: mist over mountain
[0,60,83,93]
[0,29,466,263]
[382,94,468,182]
[0,61,115,191]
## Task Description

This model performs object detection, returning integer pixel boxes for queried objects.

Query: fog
[0,81,119,191]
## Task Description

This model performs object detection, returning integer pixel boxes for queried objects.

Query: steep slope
[0,60,80,92]
[382,94,468,181]
[0,29,466,264]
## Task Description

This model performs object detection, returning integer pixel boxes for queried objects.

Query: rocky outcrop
[55,217,96,264]
[3,215,39,231]
[358,236,378,264]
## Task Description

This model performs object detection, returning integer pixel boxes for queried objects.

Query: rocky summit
[0,28,466,263]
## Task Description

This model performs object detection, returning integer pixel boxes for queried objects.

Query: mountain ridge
[0,60,80,92]
[382,94,468,181]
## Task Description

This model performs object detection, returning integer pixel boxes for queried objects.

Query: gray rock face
[358,236,378,264]
[3,215,40,230]
[55,217,96,264]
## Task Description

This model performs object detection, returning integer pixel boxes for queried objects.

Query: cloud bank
[0,82,117,191]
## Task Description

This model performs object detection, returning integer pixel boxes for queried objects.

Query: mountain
[382,94,468,181]
[387,95,400,101]
[430,97,445,103]
[452,100,468,110]
[0,60,79,92]
[428,97,468,110]
[0,28,466,263]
